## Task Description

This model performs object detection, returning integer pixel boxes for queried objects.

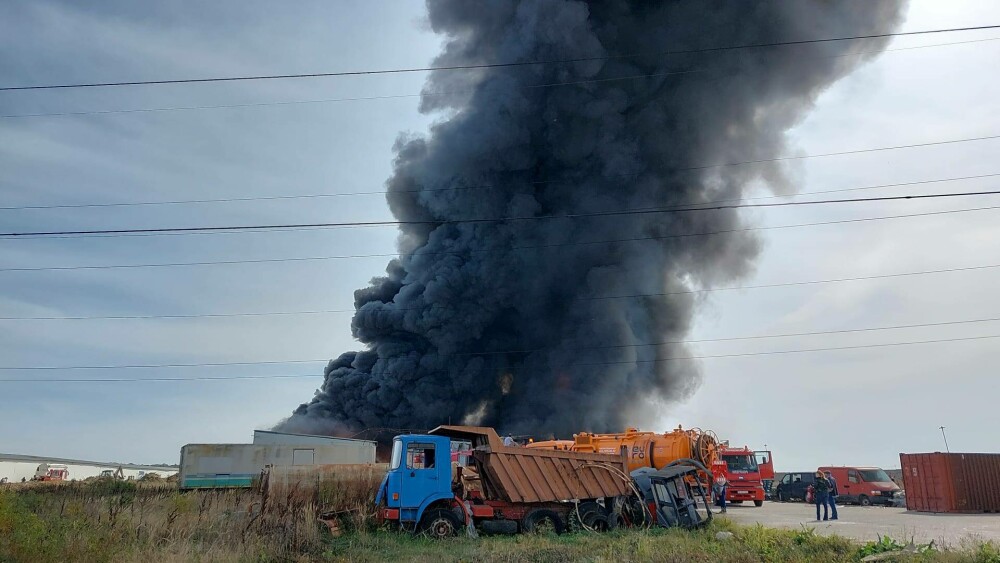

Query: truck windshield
[859,469,892,482]
[722,454,759,472]
[390,440,402,470]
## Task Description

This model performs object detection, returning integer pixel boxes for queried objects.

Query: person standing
[813,470,830,521]
[824,470,839,520]
[503,434,515,447]
[714,473,728,513]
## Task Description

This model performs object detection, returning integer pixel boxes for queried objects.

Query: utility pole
[939,426,951,453]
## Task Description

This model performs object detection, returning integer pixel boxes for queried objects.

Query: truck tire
[569,502,604,533]
[622,496,650,528]
[522,509,565,535]
[858,495,871,507]
[753,500,764,507]
[419,509,461,539]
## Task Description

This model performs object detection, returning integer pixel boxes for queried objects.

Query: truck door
[754,451,774,480]
[399,441,441,521]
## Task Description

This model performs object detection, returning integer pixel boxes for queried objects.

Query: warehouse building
[0,452,177,483]
[178,429,376,489]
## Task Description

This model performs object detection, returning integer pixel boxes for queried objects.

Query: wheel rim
[429,517,455,538]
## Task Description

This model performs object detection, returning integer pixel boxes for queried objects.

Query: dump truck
[527,426,720,473]
[375,425,634,537]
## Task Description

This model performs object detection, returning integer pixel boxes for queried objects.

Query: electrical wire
[3,260,998,321]
[4,173,999,272]
[3,25,998,91]
[4,188,1000,239]
[4,34,997,120]
[5,313,1000,370]
[3,134,998,213]
[3,332,998,382]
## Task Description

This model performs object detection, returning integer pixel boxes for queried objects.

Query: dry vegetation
[0,469,381,563]
[3,476,1000,563]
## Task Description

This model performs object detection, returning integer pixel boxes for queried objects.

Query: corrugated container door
[900,453,955,512]
[955,454,1000,513]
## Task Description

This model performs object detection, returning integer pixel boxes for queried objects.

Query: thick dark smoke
[281,1,906,438]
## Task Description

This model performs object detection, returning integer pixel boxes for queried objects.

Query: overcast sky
[1,1,998,470]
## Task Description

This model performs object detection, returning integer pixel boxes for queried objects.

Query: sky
[1,1,999,470]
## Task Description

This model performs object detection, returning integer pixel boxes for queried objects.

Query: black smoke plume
[281,0,906,438]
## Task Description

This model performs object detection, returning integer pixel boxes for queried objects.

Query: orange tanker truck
[526,426,720,473]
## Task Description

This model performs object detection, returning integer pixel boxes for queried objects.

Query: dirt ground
[722,500,1000,547]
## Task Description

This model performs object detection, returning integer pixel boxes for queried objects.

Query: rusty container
[430,425,631,503]
[899,453,1000,513]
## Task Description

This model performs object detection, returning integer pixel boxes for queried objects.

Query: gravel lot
[721,501,1000,546]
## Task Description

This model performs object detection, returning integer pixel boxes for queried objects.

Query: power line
[4,187,1000,239]
[4,34,997,121]
[537,333,1000,370]
[4,173,998,271]
[4,201,999,270]
[6,313,1000,370]
[3,25,998,91]
[3,133,997,241]
[1,146,995,213]
[4,332,998,382]
[4,260,999,321]
[3,134,998,214]
[0,374,317,383]
[8,201,999,243]
[4,188,1000,239]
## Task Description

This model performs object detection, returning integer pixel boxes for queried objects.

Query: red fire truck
[719,447,773,506]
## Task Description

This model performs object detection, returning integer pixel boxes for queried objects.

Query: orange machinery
[527,426,719,473]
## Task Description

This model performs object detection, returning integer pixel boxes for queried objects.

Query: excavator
[99,466,125,480]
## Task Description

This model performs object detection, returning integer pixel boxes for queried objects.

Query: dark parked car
[774,472,815,502]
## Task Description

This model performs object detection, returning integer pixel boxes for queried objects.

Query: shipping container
[899,452,1000,513]
[179,442,375,489]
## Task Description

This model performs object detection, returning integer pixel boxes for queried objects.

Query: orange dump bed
[430,425,631,504]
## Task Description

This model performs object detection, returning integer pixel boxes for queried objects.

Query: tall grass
[0,470,379,563]
[4,477,1000,562]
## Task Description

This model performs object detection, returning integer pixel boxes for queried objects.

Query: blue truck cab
[376,434,455,525]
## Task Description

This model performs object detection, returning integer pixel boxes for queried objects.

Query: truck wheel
[522,509,565,535]
[621,496,649,528]
[569,502,604,533]
[753,500,764,507]
[419,509,461,539]
[858,495,871,507]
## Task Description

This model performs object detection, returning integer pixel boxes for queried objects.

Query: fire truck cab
[720,447,773,506]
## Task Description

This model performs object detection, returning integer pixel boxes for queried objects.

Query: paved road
[721,501,1000,546]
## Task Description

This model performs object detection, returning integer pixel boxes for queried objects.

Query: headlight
[872,490,881,496]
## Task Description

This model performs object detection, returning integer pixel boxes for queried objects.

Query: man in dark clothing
[824,471,840,520]
[813,471,830,521]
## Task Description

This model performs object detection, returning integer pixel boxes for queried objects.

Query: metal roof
[0,452,177,472]
[253,429,376,444]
